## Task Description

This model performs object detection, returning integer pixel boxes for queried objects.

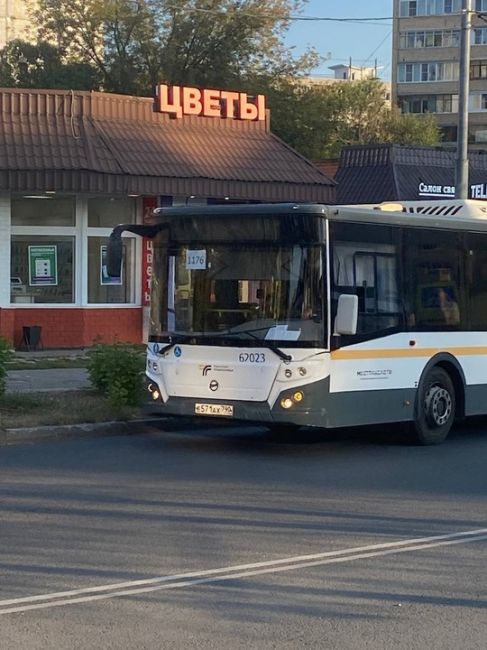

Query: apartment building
[0,0,31,49]
[393,0,487,148]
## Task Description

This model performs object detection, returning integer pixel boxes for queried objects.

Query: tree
[264,78,441,159]
[381,109,441,146]
[32,0,316,94]
[0,39,99,89]
[12,2,439,159]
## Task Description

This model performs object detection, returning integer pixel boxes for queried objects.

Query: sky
[283,0,393,80]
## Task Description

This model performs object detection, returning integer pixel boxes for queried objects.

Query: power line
[164,4,393,26]
[362,30,393,67]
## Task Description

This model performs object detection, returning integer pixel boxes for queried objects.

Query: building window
[441,126,458,142]
[469,93,487,111]
[11,236,75,304]
[11,196,75,227]
[88,196,136,228]
[400,0,461,16]
[400,29,460,49]
[398,62,458,82]
[474,28,487,45]
[470,127,487,143]
[400,94,458,114]
[397,62,459,83]
[87,236,136,304]
[471,60,487,79]
[476,0,487,12]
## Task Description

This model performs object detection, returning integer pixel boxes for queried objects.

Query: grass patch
[7,357,89,371]
[0,391,143,429]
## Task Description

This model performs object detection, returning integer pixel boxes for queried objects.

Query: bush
[0,337,14,396]
[87,343,145,409]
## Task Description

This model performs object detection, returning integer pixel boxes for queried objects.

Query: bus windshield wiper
[154,334,193,355]
[214,328,293,362]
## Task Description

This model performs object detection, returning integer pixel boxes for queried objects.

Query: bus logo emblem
[202,365,212,376]
[209,380,219,392]
[174,346,182,357]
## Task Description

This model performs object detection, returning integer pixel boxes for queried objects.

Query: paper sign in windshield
[265,325,301,341]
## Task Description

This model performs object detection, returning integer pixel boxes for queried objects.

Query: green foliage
[87,343,145,409]
[32,0,315,95]
[265,78,441,159]
[1,3,439,159]
[0,39,99,90]
[0,338,14,397]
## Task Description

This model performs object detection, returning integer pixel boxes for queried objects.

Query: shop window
[87,236,135,304]
[11,196,75,227]
[11,236,74,304]
[88,197,136,228]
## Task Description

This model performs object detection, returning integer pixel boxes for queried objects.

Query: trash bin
[22,325,42,351]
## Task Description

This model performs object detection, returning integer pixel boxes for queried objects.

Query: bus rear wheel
[410,367,456,445]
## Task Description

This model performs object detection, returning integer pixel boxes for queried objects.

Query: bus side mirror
[106,230,123,277]
[334,294,358,335]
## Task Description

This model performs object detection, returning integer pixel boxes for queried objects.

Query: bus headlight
[147,382,160,401]
[280,391,305,409]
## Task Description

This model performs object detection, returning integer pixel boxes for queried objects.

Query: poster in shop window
[28,245,58,286]
[100,245,123,285]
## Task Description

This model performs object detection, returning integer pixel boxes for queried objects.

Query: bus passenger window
[332,236,401,337]
[404,229,464,331]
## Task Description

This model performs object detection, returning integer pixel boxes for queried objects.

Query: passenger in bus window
[437,287,460,326]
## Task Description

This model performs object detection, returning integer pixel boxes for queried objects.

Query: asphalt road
[0,419,486,649]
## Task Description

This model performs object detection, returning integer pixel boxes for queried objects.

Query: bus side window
[332,238,401,337]
[404,229,465,331]
[467,232,487,330]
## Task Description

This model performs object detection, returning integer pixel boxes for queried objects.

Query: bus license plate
[195,403,234,417]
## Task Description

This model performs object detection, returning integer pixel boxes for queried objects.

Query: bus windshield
[150,242,325,347]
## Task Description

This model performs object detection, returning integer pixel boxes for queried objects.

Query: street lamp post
[455,0,473,200]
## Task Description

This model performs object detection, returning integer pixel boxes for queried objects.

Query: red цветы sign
[141,197,157,306]
[156,84,266,121]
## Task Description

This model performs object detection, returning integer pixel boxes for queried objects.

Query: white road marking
[1,528,486,616]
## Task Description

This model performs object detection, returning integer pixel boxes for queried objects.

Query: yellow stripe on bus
[331,347,487,360]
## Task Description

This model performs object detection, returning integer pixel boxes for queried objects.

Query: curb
[0,418,162,447]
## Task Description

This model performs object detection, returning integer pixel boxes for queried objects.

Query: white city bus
[108,200,487,444]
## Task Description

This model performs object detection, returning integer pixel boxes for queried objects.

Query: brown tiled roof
[313,159,339,179]
[0,89,335,202]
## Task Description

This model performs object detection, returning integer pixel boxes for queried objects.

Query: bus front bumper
[143,375,322,427]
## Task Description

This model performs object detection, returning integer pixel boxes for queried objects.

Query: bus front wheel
[410,367,456,445]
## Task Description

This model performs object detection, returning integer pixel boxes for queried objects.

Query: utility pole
[455,0,473,200]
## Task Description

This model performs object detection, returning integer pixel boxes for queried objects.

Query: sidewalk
[7,348,90,393]
[6,368,90,393]
[3,353,157,446]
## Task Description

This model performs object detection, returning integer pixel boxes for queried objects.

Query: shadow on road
[148,415,487,450]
